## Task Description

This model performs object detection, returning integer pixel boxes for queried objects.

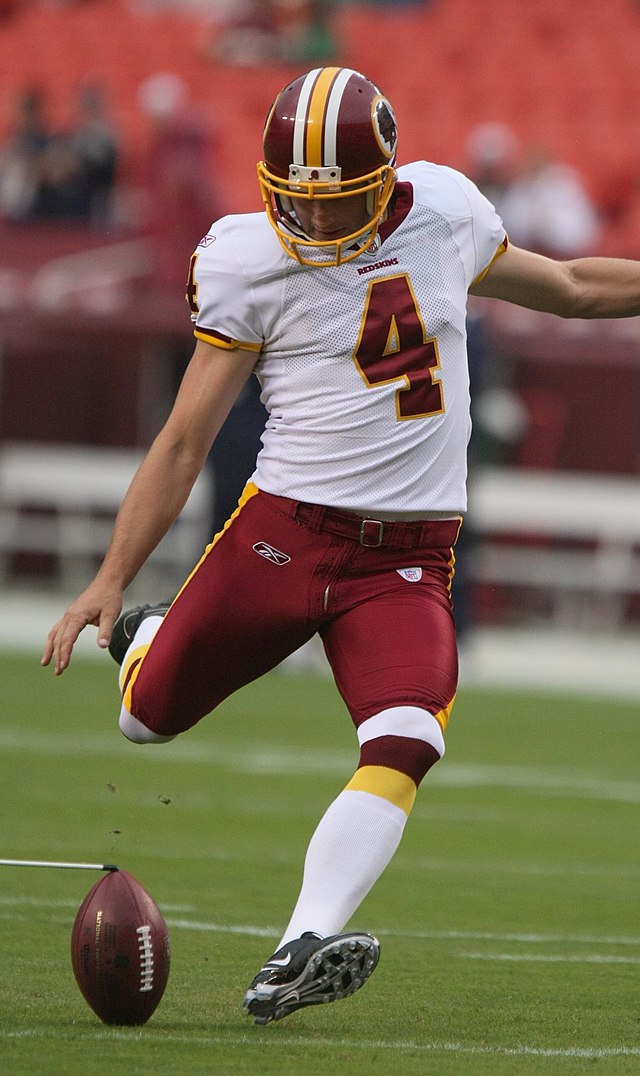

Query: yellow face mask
[257,160,397,266]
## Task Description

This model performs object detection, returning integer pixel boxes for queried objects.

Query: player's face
[293,193,369,241]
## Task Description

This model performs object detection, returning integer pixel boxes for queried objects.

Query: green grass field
[1,651,638,1075]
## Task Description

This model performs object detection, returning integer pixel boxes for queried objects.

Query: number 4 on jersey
[353,274,444,420]
[186,252,199,315]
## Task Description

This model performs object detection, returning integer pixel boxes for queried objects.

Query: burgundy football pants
[125,487,461,737]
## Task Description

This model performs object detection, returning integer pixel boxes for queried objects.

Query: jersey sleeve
[444,167,508,286]
[187,221,264,352]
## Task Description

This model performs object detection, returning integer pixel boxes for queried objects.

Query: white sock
[117,614,175,744]
[117,615,165,692]
[277,788,407,946]
[118,709,176,744]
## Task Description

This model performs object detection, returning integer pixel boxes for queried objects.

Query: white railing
[0,442,212,595]
[467,467,640,630]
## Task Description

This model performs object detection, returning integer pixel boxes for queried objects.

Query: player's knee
[357,705,446,785]
[119,709,176,745]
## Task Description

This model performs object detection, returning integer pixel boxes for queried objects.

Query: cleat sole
[243,932,380,1024]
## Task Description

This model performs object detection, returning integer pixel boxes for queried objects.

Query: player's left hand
[41,581,123,675]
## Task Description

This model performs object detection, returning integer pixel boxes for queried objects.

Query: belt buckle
[359,518,385,547]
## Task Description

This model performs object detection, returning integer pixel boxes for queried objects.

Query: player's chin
[311,228,348,240]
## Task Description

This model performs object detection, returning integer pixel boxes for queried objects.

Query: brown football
[70,869,170,1025]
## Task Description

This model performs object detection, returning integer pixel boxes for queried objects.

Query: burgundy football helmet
[258,67,398,266]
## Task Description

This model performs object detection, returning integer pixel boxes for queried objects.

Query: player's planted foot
[242,930,380,1025]
[108,602,171,665]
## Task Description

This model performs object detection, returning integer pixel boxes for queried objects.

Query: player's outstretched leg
[108,602,171,665]
[242,931,380,1025]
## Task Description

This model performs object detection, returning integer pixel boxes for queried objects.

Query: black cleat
[108,602,171,665]
[242,930,380,1025]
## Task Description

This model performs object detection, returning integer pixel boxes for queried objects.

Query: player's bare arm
[42,339,257,675]
[471,242,640,319]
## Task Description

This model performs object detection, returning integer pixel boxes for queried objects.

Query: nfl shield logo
[397,567,422,582]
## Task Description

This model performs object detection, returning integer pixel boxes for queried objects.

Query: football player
[43,67,640,1025]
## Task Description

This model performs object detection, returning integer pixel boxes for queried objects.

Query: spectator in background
[203,0,275,66]
[465,122,601,257]
[67,83,119,225]
[0,82,119,227]
[0,86,51,222]
[464,121,521,223]
[500,144,601,257]
[136,72,223,294]
[276,0,338,63]
[32,134,92,221]
[204,0,338,66]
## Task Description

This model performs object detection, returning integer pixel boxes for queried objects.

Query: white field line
[462,952,640,964]
[3,898,638,948]
[387,927,640,945]
[1,1028,639,1059]
[2,726,640,803]
[0,895,194,912]
[163,919,640,951]
[390,855,640,879]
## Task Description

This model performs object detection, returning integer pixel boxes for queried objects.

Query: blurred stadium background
[0,0,638,700]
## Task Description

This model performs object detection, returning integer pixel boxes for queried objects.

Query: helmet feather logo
[372,97,398,160]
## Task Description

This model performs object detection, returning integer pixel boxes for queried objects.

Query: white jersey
[189,160,506,515]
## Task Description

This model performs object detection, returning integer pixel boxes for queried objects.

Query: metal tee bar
[0,858,118,871]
